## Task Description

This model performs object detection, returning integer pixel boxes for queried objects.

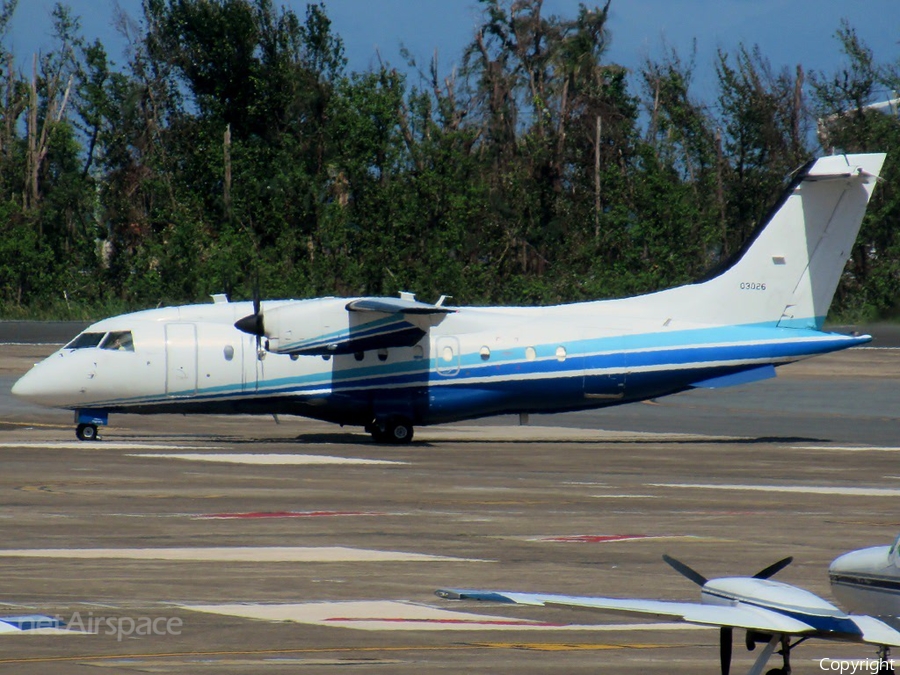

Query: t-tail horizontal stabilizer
[639,153,886,331]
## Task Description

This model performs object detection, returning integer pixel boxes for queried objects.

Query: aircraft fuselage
[13,296,867,432]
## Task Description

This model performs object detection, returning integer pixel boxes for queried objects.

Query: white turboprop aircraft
[830,534,900,619]
[437,554,900,675]
[11,153,886,443]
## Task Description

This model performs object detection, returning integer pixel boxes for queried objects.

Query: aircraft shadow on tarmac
[267,433,827,445]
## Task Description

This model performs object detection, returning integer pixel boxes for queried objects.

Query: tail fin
[661,153,886,328]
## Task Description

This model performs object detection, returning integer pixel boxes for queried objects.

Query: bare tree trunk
[223,123,232,217]
[25,54,72,221]
[791,64,804,156]
[27,54,37,213]
[715,126,727,257]
[594,115,601,240]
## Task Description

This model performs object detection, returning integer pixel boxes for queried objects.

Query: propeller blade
[720,626,732,675]
[662,554,708,587]
[251,269,262,351]
[752,556,793,579]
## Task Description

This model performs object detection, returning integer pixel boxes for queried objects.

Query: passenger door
[165,324,198,396]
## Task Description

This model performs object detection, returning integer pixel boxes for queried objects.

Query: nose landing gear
[74,409,108,442]
[75,423,99,441]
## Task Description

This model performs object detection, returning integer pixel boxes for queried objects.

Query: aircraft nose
[11,363,66,407]
[829,546,890,577]
[10,370,40,401]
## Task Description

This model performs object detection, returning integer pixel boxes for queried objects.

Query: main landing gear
[75,423,100,441]
[367,416,414,444]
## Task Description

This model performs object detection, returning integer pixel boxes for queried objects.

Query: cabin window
[525,346,537,361]
[377,348,389,362]
[354,351,365,362]
[223,345,235,361]
[65,332,106,349]
[480,346,491,361]
[442,346,454,362]
[556,346,567,361]
[412,345,424,360]
[100,331,134,352]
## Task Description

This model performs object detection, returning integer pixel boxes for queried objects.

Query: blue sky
[7,0,899,102]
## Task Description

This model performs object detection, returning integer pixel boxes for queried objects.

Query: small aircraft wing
[435,589,818,634]
[850,615,900,647]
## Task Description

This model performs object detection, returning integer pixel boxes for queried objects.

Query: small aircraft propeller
[662,554,792,675]
[663,555,730,675]
[720,626,733,675]
[662,554,708,587]
[752,556,793,579]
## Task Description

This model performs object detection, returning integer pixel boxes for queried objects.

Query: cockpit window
[100,331,134,352]
[65,332,106,349]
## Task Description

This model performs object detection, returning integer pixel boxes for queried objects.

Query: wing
[252,296,456,356]
[436,589,816,635]
[345,297,455,315]
[850,615,900,647]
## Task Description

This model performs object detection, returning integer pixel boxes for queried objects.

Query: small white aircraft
[830,534,900,619]
[11,153,886,443]
[437,554,900,675]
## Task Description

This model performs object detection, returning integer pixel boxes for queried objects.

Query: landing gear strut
[368,417,414,444]
[75,423,99,441]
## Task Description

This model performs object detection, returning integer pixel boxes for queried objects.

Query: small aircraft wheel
[76,423,99,441]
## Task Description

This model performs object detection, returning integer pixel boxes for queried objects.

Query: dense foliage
[0,0,898,320]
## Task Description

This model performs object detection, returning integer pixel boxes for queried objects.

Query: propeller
[234,274,266,357]
[662,554,708,587]
[720,626,732,675]
[661,554,791,675]
[752,556,793,579]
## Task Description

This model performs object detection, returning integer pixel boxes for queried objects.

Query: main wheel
[370,418,414,444]
[76,423,98,441]
[386,418,413,444]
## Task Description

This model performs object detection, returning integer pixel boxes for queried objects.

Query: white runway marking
[530,534,699,544]
[0,547,483,562]
[0,442,221,450]
[180,601,710,632]
[417,425,737,443]
[792,445,900,452]
[131,453,406,465]
[0,627,79,636]
[650,483,900,497]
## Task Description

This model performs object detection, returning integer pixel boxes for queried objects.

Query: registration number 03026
[740,282,766,291]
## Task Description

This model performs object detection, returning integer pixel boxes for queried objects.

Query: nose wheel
[76,423,100,441]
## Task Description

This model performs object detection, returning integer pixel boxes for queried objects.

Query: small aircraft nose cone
[830,546,891,577]
[235,313,264,336]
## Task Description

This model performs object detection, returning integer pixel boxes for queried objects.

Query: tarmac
[1,333,900,674]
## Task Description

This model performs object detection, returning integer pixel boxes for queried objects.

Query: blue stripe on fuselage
[86,322,867,423]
